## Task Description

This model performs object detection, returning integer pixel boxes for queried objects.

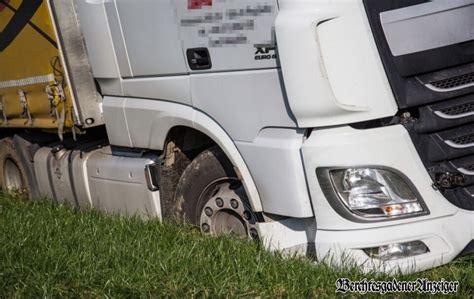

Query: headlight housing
[318,167,428,220]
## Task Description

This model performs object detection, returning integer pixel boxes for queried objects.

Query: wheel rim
[3,158,24,190]
[199,180,259,239]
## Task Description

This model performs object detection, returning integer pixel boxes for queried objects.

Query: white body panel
[235,128,313,217]
[34,146,160,219]
[54,0,473,273]
[122,76,192,106]
[315,212,472,274]
[176,0,279,72]
[300,125,473,271]
[262,125,473,273]
[86,148,161,217]
[276,0,397,127]
[115,0,187,77]
[76,0,122,80]
[381,0,474,56]
[35,147,83,207]
[103,96,265,213]
[189,69,295,142]
[302,125,458,230]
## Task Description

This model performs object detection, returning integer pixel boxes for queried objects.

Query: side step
[34,146,161,219]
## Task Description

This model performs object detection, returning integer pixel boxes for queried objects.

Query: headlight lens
[329,168,425,218]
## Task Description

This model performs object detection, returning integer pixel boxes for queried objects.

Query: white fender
[103,96,263,212]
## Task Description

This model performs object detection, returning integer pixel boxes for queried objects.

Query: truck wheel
[0,137,30,198]
[174,146,259,239]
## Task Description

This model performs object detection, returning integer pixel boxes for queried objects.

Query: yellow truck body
[0,0,102,135]
[0,0,73,130]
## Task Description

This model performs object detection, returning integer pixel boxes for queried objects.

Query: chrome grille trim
[426,72,474,92]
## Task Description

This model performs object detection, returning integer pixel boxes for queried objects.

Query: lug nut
[202,223,210,233]
[250,228,259,240]
[215,198,224,207]
[204,207,213,216]
[243,211,251,220]
[230,199,239,209]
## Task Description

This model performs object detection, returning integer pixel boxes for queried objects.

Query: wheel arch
[106,97,263,212]
[160,120,263,213]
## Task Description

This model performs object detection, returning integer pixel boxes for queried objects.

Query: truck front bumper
[259,125,473,273]
[303,124,473,273]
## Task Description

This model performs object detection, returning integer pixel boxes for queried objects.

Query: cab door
[115,0,188,77]
[175,0,279,72]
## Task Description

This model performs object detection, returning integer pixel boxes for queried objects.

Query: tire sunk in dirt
[173,146,259,239]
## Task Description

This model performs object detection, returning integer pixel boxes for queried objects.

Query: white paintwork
[104,94,313,218]
[96,78,124,96]
[34,147,61,201]
[86,148,161,218]
[35,147,82,207]
[276,0,397,128]
[302,125,459,230]
[257,217,316,255]
[104,96,264,212]
[53,0,472,273]
[315,212,472,274]
[102,97,132,147]
[176,0,279,72]
[259,211,471,274]
[190,69,295,142]
[34,145,160,218]
[236,128,313,218]
[296,125,473,272]
[115,0,188,77]
[35,147,95,209]
[76,0,121,79]
[71,150,94,209]
[381,0,474,56]
[104,1,133,77]
[122,76,192,106]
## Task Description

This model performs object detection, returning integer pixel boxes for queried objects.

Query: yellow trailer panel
[0,0,74,131]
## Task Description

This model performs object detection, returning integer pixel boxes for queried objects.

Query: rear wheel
[173,146,259,239]
[0,137,30,198]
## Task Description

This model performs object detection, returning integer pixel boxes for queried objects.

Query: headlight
[321,168,427,219]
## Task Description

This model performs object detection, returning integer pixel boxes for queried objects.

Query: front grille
[430,72,474,90]
[439,103,474,116]
[449,134,474,147]
[362,0,474,211]
[408,94,474,210]
[461,165,474,172]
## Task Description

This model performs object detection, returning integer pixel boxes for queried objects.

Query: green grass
[0,196,472,298]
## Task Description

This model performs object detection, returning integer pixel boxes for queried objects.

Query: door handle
[186,48,212,70]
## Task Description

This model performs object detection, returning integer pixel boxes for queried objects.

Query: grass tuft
[0,196,472,297]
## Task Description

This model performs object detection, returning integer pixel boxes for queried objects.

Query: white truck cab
[0,0,472,273]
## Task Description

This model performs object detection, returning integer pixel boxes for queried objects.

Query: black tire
[172,146,242,225]
[0,137,31,198]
